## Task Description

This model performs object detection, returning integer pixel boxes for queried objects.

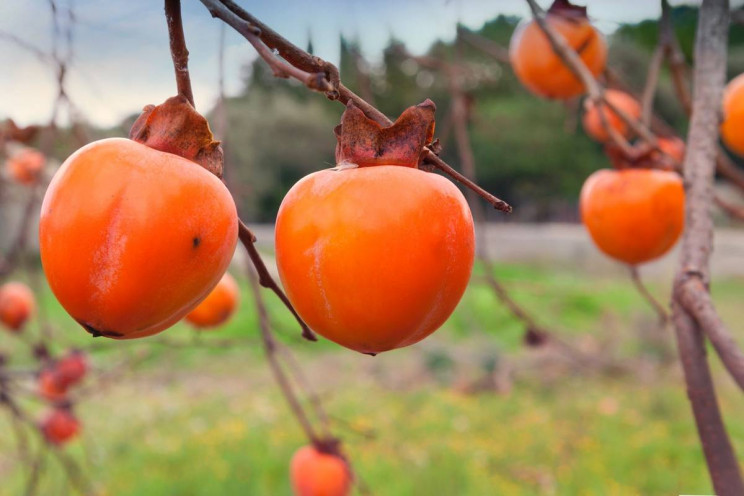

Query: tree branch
[670,1,744,494]
[164,0,195,106]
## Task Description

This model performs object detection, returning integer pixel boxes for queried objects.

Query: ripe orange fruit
[580,169,685,265]
[582,90,641,143]
[41,408,80,445]
[721,73,744,157]
[5,147,45,185]
[185,271,240,329]
[277,101,474,355]
[276,167,474,354]
[39,138,238,339]
[0,282,35,331]
[509,1,606,99]
[290,446,351,496]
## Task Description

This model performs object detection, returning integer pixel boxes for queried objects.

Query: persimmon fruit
[39,137,238,339]
[582,90,641,143]
[38,368,68,402]
[41,408,80,445]
[509,0,606,99]
[721,73,744,156]
[290,446,351,496]
[0,281,35,331]
[580,169,685,265]
[276,101,475,355]
[55,350,88,388]
[185,271,240,329]
[6,147,45,185]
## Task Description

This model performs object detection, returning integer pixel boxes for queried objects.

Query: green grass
[2,261,744,495]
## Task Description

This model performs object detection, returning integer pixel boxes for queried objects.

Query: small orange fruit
[41,408,80,445]
[509,0,607,99]
[582,90,641,143]
[580,169,685,265]
[6,147,45,185]
[185,272,240,329]
[721,73,744,157]
[0,282,35,331]
[290,446,351,496]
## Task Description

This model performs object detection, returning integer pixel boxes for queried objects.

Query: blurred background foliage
[72,6,744,222]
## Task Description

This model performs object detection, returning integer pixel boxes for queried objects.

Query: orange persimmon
[721,73,744,156]
[39,137,238,339]
[582,90,641,143]
[580,169,685,265]
[185,271,239,329]
[276,101,474,355]
[0,281,35,331]
[41,408,79,445]
[6,147,45,185]
[38,368,68,402]
[55,350,88,388]
[290,446,351,496]
[509,0,606,99]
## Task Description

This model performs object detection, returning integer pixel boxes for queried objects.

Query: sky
[0,0,716,127]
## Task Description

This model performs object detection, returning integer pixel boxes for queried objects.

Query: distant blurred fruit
[5,147,45,185]
[41,408,80,445]
[0,282,35,331]
[582,90,641,143]
[580,169,685,265]
[55,350,88,388]
[186,272,240,329]
[509,0,606,99]
[38,368,68,402]
[721,73,744,157]
[290,446,351,496]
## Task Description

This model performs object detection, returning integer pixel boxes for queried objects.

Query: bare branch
[641,46,665,127]
[629,266,669,324]
[165,0,195,106]
[670,0,744,493]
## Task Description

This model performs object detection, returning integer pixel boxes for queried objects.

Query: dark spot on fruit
[193,237,201,248]
[363,352,377,357]
[78,321,123,338]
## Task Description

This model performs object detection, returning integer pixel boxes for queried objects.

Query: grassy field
[2,261,744,495]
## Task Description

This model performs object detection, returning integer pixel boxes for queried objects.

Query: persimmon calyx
[129,95,224,178]
[334,99,436,168]
[547,0,588,20]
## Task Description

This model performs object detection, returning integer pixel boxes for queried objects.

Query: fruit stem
[164,0,195,107]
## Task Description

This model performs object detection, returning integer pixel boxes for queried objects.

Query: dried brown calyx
[334,99,436,169]
[547,0,588,20]
[129,95,224,177]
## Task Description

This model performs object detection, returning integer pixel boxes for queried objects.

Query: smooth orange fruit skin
[582,90,641,143]
[509,15,607,99]
[6,148,45,185]
[185,271,240,329]
[721,73,744,157]
[0,282,35,331]
[275,166,475,354]
[39,138,238,339]
[290,446,351,496]
[41,409,79,445]
[580,169,685,265]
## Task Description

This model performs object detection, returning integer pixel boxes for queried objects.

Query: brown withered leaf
[334,100,436,168]
[129,95,223,178]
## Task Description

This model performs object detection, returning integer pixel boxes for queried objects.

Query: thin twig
[628,266,669,324]
[641,46,664,128]
[238,220,316,341]
[164,0,194,106]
